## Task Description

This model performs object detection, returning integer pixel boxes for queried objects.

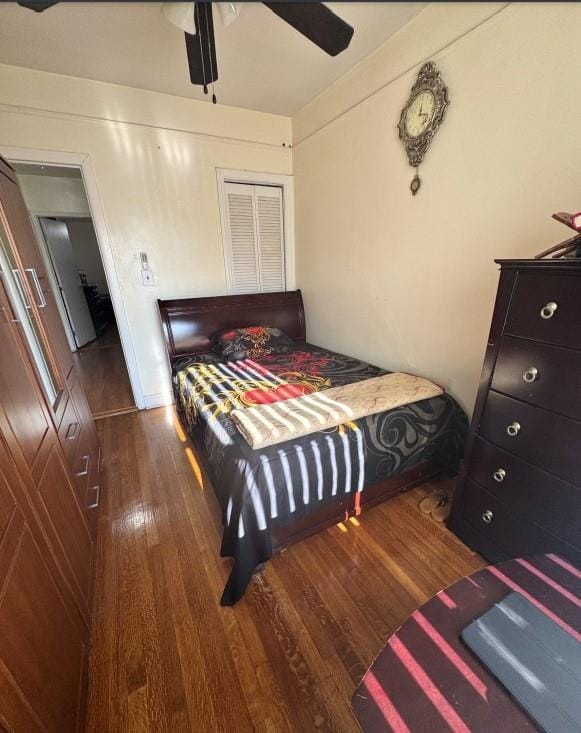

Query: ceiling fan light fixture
[161,1,197,35]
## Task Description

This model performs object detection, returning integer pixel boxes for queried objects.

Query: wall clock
[398,61,449,195]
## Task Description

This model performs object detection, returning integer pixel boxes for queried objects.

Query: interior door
[40,218,96,348]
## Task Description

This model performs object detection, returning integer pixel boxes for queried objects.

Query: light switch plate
[142,269,155,286]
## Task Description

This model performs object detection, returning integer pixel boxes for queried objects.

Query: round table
[352,554,581,732]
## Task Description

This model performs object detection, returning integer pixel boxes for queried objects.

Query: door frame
[0,146,145,409]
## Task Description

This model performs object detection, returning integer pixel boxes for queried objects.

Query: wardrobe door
[0,274,92,622]
[0,159,73,387]
[0,158,101,519]
[0,242,52,471]
[0,440,88,733]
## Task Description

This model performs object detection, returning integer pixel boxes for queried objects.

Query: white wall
[0,64,292,407]
[293,2,581,414]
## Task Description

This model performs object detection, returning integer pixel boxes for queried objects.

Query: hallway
[74,323,136,418]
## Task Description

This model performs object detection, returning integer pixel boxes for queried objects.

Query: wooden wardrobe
[0,156,101,732]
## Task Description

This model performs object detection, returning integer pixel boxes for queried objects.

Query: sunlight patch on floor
[185,446,204,490]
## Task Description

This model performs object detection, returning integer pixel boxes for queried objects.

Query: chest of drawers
[448,259,581,566]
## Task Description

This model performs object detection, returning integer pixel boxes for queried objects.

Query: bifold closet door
[223,182,285,294]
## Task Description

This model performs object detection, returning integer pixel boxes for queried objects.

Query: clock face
[404,90,436,138]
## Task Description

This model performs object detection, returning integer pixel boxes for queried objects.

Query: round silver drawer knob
[540,301,557,319]
[493,468,506,482]
[482,510,494,524]
[506,421,521,437]
[523,366,539,383]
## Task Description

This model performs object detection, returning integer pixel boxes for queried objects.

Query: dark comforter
[172,343,467,605]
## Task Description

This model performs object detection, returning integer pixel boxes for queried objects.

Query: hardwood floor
[86,407,485,732]
[74,324,136,419]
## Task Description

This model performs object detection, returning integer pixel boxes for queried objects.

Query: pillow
[213,326,294,360]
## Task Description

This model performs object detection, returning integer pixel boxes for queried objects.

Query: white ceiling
[0,2,425,116]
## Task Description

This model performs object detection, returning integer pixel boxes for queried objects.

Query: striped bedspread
[172,342,468,604]
[231,373,444,449]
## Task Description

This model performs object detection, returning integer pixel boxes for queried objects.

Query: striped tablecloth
[352,554,581,732]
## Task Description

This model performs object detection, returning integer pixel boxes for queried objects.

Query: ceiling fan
[17,1,355,105]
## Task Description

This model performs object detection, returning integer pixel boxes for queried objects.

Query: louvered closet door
[224,182,285,294]
[256,185,285,291]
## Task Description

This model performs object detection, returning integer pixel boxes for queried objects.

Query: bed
[158,290,467,605]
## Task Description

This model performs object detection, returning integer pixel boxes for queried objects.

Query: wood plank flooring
[74,325,136,419]
[86,407,485,732]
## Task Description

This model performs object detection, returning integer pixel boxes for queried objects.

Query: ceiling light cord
[196,2,208,94]
[205,2,218,104]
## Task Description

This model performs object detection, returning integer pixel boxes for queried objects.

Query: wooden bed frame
[157,290,439,551]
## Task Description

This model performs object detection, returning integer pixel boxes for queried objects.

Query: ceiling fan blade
[17,1,58,11]
[263,2,353,57]
[184,2,218,87]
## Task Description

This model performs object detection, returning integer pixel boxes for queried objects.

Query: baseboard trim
[93,405,138,421]
[144,392,174,410]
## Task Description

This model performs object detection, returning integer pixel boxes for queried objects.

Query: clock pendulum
[410,167,421,195]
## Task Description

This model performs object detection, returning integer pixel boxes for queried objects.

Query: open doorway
[13,163,137,419]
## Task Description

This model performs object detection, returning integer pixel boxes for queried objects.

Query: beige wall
[293,2,581,414]
[0,65,292,406]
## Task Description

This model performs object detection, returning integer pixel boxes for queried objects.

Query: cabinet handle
[76,454,90,477]
[25,268,47,308]
[65,421,79,440]
[493,468,506,482]
[506,421,521,437]
[87,485,100,510]
[540,301,557,319]
[12,269,31,309]
[482,510,494,524]
[522,366,538,383]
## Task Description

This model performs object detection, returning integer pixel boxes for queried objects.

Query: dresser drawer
[492,336,581,421]
[479,391,581,487]
[468,437,580,547]
[504,271,581,350]
[459,480,579,562]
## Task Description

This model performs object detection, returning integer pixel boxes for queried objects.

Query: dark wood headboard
[157,290,306,364]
